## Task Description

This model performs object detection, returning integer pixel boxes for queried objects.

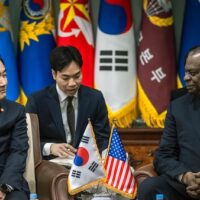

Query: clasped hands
[50,143,77,158]
[182,171,200,199]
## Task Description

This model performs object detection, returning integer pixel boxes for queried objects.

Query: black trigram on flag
[71,170,81,178]
[81,136,89,144]
[99,50,128,71]
[88,161,99,172]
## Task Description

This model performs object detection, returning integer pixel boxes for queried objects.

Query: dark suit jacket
[26,84,110,158]
[154,93,200,194]
[0,99,29,193]
[170,87,188,101]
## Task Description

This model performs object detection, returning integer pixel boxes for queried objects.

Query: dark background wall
[9,0,185,56]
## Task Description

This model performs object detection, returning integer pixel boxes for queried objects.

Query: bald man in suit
[138,46,200,200]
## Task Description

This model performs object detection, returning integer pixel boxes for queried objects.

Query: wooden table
[119,128,163,169]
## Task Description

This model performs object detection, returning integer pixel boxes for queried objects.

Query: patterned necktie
[67,96,75,144]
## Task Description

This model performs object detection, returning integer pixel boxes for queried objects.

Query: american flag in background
[104,127,137,199]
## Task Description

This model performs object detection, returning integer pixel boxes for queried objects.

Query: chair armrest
[35,160,74,200]
[134,164,158,185]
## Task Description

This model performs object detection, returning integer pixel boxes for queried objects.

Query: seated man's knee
[138,178,157,195]
[5,191,28,200]
[137,177,165,200]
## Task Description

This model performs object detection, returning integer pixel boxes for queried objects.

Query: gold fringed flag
[137,0,176,128]
[19,0,56,105]
[104,126,137,199]
[94,0,137,128]
[68,121,106,195]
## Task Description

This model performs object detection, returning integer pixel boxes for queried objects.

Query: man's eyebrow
[62,71,81,77]
[73,71,81,75]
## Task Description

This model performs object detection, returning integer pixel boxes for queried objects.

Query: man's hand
[181,172,200,199]
[182,171,196,186]
[0,191,6,200]
[186,172,200,199]
[50,143,77,158]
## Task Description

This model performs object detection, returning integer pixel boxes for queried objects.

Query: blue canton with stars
[108,128,126,161]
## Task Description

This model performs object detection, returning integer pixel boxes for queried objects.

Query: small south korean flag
[68,121,106,195]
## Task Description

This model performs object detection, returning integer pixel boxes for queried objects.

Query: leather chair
[25,113,74,200]
[134,163,157,185]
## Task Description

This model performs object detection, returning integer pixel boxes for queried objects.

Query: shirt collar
[56,84,78,103]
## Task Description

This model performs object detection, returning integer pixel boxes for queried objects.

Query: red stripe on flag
[114,160,124,187]
[110,159,119,186]
[119,162,129,190]
[106,157,114,183]
[106,156,135,194]
[124,168,133,192]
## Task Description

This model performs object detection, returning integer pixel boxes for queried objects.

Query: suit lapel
[0,99,7,124]
[47,85,66,141]
[189,95,200,140]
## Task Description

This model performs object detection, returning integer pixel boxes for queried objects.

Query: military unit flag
[57,0,94,87]
[95,0,137,128]
[178,0,200,87]
[68,121,106,195]
[137,0,177,128]
[19,0,55,104]
[0,0,20,102]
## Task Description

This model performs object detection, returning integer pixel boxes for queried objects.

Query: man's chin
[187,88,198,95]
[66,89,78,96]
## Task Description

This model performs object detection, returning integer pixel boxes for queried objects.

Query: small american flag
[104,127,137,199]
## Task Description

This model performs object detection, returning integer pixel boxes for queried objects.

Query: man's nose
[184,73,192,81]
[0,76,6,86]
[68,78,76,86]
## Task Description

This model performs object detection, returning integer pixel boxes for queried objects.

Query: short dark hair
[49,46,83,72]
[0,56,5,65]
[184,46,200,66]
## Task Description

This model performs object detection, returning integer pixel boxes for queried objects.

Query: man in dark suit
[137,46,200,200]
[0,58,29,200]
[26,46,110,160]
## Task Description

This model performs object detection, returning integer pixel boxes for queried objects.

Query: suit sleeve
[25,95,37,113]
[93,91,110,153]
[26,95,47,153]
[154,103,190,179]
[0,107,29,190]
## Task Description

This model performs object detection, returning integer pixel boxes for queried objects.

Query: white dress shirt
[43,84,78,156]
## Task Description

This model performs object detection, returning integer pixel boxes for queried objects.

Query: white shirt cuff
[43,143,54,156]
[178,174,183,183]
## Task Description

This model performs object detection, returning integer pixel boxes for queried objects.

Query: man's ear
[52,69,56,80]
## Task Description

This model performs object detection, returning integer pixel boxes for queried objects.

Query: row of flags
[1,0,200,128]
[68,121,137,199]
